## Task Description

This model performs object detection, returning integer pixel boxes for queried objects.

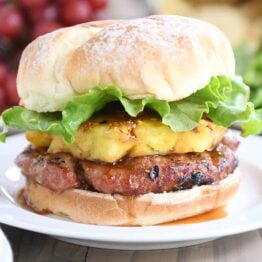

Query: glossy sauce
[17,189,50,215]
[161,208,227,226]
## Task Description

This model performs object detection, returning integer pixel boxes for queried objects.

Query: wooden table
[2,224,262,262]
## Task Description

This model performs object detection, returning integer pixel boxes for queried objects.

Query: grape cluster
[0,0,108,112]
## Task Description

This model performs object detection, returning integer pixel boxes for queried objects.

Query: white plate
[0,228,13,262]
[0,134,262,250]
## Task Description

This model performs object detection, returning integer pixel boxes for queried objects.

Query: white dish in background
[0,228,13,262]
[0,133,262,250]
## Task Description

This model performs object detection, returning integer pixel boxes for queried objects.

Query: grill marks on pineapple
[27,118,226,163]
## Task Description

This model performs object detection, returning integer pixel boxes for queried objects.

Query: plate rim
[0,202,262,243]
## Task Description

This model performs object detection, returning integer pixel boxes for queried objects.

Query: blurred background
[0,0,261,114]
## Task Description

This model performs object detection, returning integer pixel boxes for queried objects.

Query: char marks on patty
[16,135,239,196]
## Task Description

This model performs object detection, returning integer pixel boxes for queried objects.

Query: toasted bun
[17,15,235,112]
[24,168,240,226]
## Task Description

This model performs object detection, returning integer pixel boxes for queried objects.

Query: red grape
[0,0,7,5]
[4,72,19,105]
[28,3,59,23]
[0,63,8,86]
[0,6,23,39]
[89,0,108,10]
[17,0,48,9]
[32,21,62,39]
[60,0,92,25]
[42,3,59,21]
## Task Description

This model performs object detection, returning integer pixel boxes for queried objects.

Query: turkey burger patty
[16,135,238,195]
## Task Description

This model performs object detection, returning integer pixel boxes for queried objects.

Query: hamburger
[1,15,262,226]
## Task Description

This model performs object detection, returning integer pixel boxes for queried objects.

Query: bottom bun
[24,168,240,226]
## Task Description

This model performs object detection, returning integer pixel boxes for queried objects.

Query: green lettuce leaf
[1,107,71,142]
[1,76,262,143]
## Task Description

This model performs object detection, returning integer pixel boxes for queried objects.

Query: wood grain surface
[1,225,262,262]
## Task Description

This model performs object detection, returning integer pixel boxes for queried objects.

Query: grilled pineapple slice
[49,120,136,163]
[26,131,52,148]
[27,111,226,162]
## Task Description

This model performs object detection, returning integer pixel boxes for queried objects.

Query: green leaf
[235,43,262,109]
[244,52,262,88]
[241,107,262,137]
[250,87,262,109]
[0,132,6,142]
[1,76,262,143]
[1,107,72,143]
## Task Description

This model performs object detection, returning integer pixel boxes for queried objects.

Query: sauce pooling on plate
[161,208,228,226]
[17,189,50,215]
